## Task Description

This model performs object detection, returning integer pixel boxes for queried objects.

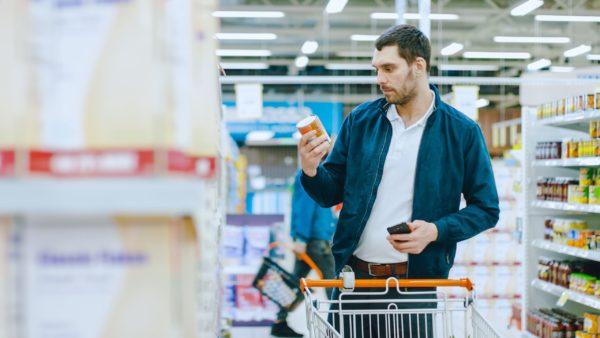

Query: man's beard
[386,71,417,106]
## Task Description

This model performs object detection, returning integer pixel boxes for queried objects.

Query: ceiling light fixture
[215,33,277,40]
[438,64,500,71]
[535,15,600,22]
[216,49,272,57]
[325,0,348,14]
[220,62,270,70]
[550,66,574,72]
[212,11,285,18]
[463,51,532,59]
[295,56,309,68]
[301,40,319,54]
[493,36,570,44]
[325,63,374,70]
[527,58,551,71]
[510,0,544,16]
[370,12,459,20]
[350,34,379,42]
[476,98,490,108]
[564,44,591,57]
[587,54,600,61]
[440,43,464,56]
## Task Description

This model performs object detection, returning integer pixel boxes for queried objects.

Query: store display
[21,215,199,338]
[536,92,599,120]
[526,308,583,338]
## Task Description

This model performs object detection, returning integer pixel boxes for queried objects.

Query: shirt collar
[386,90,436,127]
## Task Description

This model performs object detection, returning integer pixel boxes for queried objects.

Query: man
[298,24,499,337]
[270,170,336,338]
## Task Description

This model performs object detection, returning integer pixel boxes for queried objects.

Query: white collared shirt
[353,91,436,263]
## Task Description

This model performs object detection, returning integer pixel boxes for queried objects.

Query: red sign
[0,150,15,176]
[167,150,217,179]
[29,150,155,177]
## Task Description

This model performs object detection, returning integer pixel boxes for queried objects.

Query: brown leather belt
[350,256,408,277]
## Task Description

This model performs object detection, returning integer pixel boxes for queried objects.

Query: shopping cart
[300,273,501,338]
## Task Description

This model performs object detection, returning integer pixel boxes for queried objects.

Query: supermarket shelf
[223,265,261,275]
[531,200,600,213]
[532,239,600,262]
[535,110,600,131]
[0,179,206,214]
[533,157,600,167]
[531,279,600,309]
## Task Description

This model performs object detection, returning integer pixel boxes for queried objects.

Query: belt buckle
[367,262,383,277]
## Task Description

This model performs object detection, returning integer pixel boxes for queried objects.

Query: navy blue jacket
[290,171,336,242]
[301,85,499,278]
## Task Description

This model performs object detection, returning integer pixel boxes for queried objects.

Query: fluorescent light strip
[295,56,309,68]
[494,36,570,44]
[587,54,600,61]
[325,63,374,70]
[336,51,373,58]
[527,58,551,71]
[301,41,319,54]
[371,12,459,20]
[510,0,543,16]
[325,0,348,14]
[215,33,277,40]
[463,51,531,59]
[216,49,272,57]
[213,11,285,18]
[550,66,574,73]
[535,15,600,22]
[439,64,499,71]
[564,44,591,57]
[350,34,379,42]
[220,62,269,70]
[440,43,464,56]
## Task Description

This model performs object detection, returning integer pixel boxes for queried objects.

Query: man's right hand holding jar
[298,130,330,177]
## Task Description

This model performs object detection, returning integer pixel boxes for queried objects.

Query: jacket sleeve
[434,124,500,243]
[300,113,351,208]
[290,172,317,241]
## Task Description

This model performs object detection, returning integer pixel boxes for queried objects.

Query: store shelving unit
[531,200,600,213]
[531,240,600,262]
[521,69,600,337]
[531,279,600,309]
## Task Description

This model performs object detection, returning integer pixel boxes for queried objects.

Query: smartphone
[386,222,412,235]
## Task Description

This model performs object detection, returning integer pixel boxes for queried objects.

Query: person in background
[297,24,499,337]
[270,169,336,338]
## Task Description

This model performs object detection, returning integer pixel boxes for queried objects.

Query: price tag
[556,290,570,307]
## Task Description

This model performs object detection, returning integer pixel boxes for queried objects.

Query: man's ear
[414,57,427,76]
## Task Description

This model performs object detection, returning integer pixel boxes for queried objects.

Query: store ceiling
[217,0,600,107]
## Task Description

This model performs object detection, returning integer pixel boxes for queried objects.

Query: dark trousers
[276,239,335,321]
[328,261,437,338]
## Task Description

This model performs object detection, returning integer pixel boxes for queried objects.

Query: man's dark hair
[375,24,431,73]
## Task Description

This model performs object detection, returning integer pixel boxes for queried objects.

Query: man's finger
[299,130,317,147]
[390,233,413,242]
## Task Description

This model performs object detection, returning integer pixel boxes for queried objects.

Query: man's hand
[386,220,439,254]
[292,240,307,254]
[298,130,330,177]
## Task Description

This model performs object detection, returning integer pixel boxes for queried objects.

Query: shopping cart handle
[300,278,474,292]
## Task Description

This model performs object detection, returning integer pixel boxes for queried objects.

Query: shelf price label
[556,290,570,307]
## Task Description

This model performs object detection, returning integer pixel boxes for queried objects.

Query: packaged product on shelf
[584,312,599,334]
[569,139,579,158]
[243,225,271,266]
[589,186,600,205]
[558,98,566,116]
[222,225,245,265]
[588,94,597,111]
[569,185,589,204]
[581,169,594,187]
[538,257,551,282]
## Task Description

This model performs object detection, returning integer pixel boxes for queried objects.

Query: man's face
[372,45,418,106]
